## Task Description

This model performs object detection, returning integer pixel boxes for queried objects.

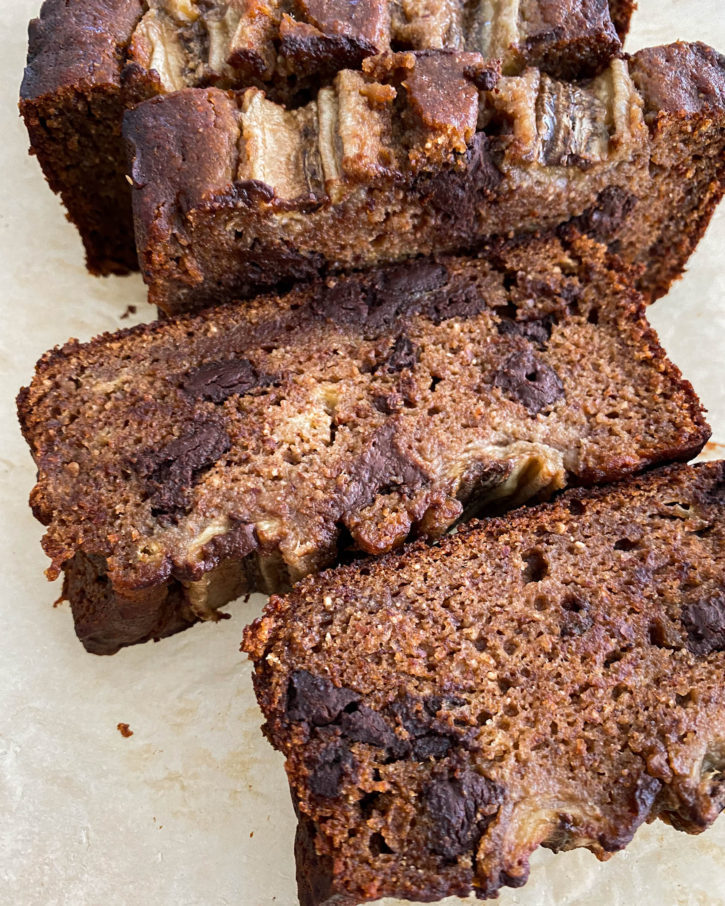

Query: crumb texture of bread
[17,236,709,653]
[19,0,626,274]
[243,461,725,906]
[124,42,725,314]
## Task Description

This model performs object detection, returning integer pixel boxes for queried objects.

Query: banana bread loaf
[19,0,628,275]
[125,41,725,315]
[17,235,709,654]
[243,460,725,906]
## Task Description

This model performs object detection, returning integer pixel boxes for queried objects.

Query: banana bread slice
[20,0,626,276]
[125,41,725,315]
[243,461,725,906]
[17,236,709,654]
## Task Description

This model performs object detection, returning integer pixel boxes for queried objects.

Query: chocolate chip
[597,774,662,850]
[366,261,451,329]
[497,315,554,348]
[682,596,725,655]
[424,770,501,858]
[379,336,418,373]
[287,670,360,726]
[279,22,378,83]
[313,280,369,325]
[464,63,499,91]
[339,706,398,749]
[194,521,257,569]
[309,742,354,798]
[493,350,565,414]
[564,186,638,241]
[375,260,449,303]
[412,734,452,759]
[181,358,273,403]
[428,282,489,324]
[138,419,230,519]
[388,694,459,760]
[418,133,502,221]
[342,421,428,514]
[228,179,276,207]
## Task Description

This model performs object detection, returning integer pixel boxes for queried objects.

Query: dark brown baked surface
[17,235,709,654]
[124,41,725,315]
[20,0,626,275]
[243,460,725,906]
[20,0,148,274]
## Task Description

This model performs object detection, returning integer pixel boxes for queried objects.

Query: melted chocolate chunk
[195,521,257,569]
[497,315,555,348]
[279,22,378,80]
[138,419,230,519]
[388,694,461,760]
[314,261,453,328]
[228,179,276,207]
[314,280,369,325]
[428,282,488,324]
[565,186,638,241]
[287,670,360,726]
[493,350,565,414]
[309,742,354,798]
[380,336,418,373]
[339,705,399,749]
[424,770,501,858]
[418,133,502,221]
[342,421,428,513]
[682,596,725,655]
[374,261,450,307]
[182,358,273,403]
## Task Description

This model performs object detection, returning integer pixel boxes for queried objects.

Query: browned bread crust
[243,460,725,906]
[124,42,725,315]
[19,0,148,274]
[20,0,626,275]
[17,235,709,653]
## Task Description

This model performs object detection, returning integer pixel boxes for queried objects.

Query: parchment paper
[1,1,723,903]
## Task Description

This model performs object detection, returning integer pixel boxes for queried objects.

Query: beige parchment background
[0,1,723,903]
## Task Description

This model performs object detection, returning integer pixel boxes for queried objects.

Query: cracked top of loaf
[18,235,708,606]
[243,461,725,905]
[21,0,628,105]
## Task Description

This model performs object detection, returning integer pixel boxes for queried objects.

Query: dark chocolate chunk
[424,769,501,858]
[375,260,450,304]
[597,773,663,850]
[313,279,369,325]
[339,705,399,749]
[287,670,360,726]
[497,315,555,348]
[493,350,565,414]
[412,734,452,760]
[464,63,499,91]
[565,186,638,240]
[418,133,502,221]
[228,179,276,207]
[682,596,725,655]
[428,282,489,324]
[314,260,450,328]
[342,421,428,512]
[138,419,230,518]
[309,742,355,798]
[194,521,258,571]
[181,358,273,403]
[388,694,460,760]
[380,336,418,373]
[367,261,450,328]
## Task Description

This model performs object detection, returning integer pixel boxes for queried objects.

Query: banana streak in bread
[124,41,725,315]
[19,0,631,275]
[17,236,708,653]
